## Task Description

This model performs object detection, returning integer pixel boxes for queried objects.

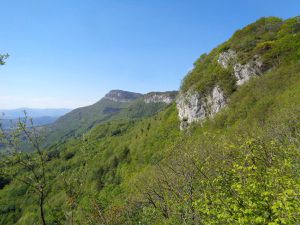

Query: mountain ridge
[42,89,178,146]
[103,90,143,102]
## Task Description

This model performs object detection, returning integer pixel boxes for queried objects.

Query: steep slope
[177,16,300,129]
[1,16,300,225]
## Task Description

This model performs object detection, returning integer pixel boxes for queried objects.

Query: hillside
[43,90,178,146]
[0,16,300,225]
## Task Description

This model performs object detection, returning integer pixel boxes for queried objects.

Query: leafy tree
[0,112,49,225]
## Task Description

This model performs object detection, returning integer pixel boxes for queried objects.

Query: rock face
[104,90,143,103]
[218,50,263,86]
[176,86,226,130]
[217,50,237,69]
[177,49,264,129]
[233,55,263,86]
[143,91,178,104]
[104,90,178,104]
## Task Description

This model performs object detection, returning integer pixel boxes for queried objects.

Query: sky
[0,0,299,109]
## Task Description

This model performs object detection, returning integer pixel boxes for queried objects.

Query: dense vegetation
[1,16,300,224]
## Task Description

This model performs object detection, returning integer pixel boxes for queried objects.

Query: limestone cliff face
[176,86,226,129]
[143,91,178,104]
[177,49,264,129]
[104,90,178,104]
[104,90,143,103]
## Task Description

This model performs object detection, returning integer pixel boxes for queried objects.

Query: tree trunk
[40,190,47,225]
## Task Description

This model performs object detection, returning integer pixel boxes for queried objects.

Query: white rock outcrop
[176,86,226,130]
[104,90,142,102]
[218,50,263,86]
[217,50,237,69]
[143,92,177,104]
[233,55,263,85]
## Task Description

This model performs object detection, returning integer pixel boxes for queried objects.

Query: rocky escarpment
[143,91,178,104]
[177,86,226,129]
[104,90,178,104]
[104,90,143,102]
[177,49,264,129]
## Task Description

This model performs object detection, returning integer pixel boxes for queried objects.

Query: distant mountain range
[0,108,72,119]
[0,108,72,129]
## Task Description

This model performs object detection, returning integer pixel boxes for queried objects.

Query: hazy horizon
[0,107,73,111]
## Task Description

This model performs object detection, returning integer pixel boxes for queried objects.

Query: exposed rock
[233,55,263,85]
[104,90,142,103]
[104,90,178,104]
[176,86,226,130]
[210,86,227,114]
[217,49,237,69]
[218,50,264,86]
[143,91,178,104]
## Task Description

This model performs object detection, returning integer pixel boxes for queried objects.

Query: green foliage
[0,176,11,189]
[131,133,300,224]
[0,54,9,65]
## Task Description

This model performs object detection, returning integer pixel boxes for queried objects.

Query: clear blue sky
[0,0,299,109]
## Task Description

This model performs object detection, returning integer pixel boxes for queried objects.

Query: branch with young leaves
[0,53,9,65]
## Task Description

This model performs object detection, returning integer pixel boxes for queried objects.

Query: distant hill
[0,108,71,119]
[0,108,72,129]
[43,90,178,146]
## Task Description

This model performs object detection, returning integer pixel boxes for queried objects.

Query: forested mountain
[43,90,178,146]
[0,16,300,225]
